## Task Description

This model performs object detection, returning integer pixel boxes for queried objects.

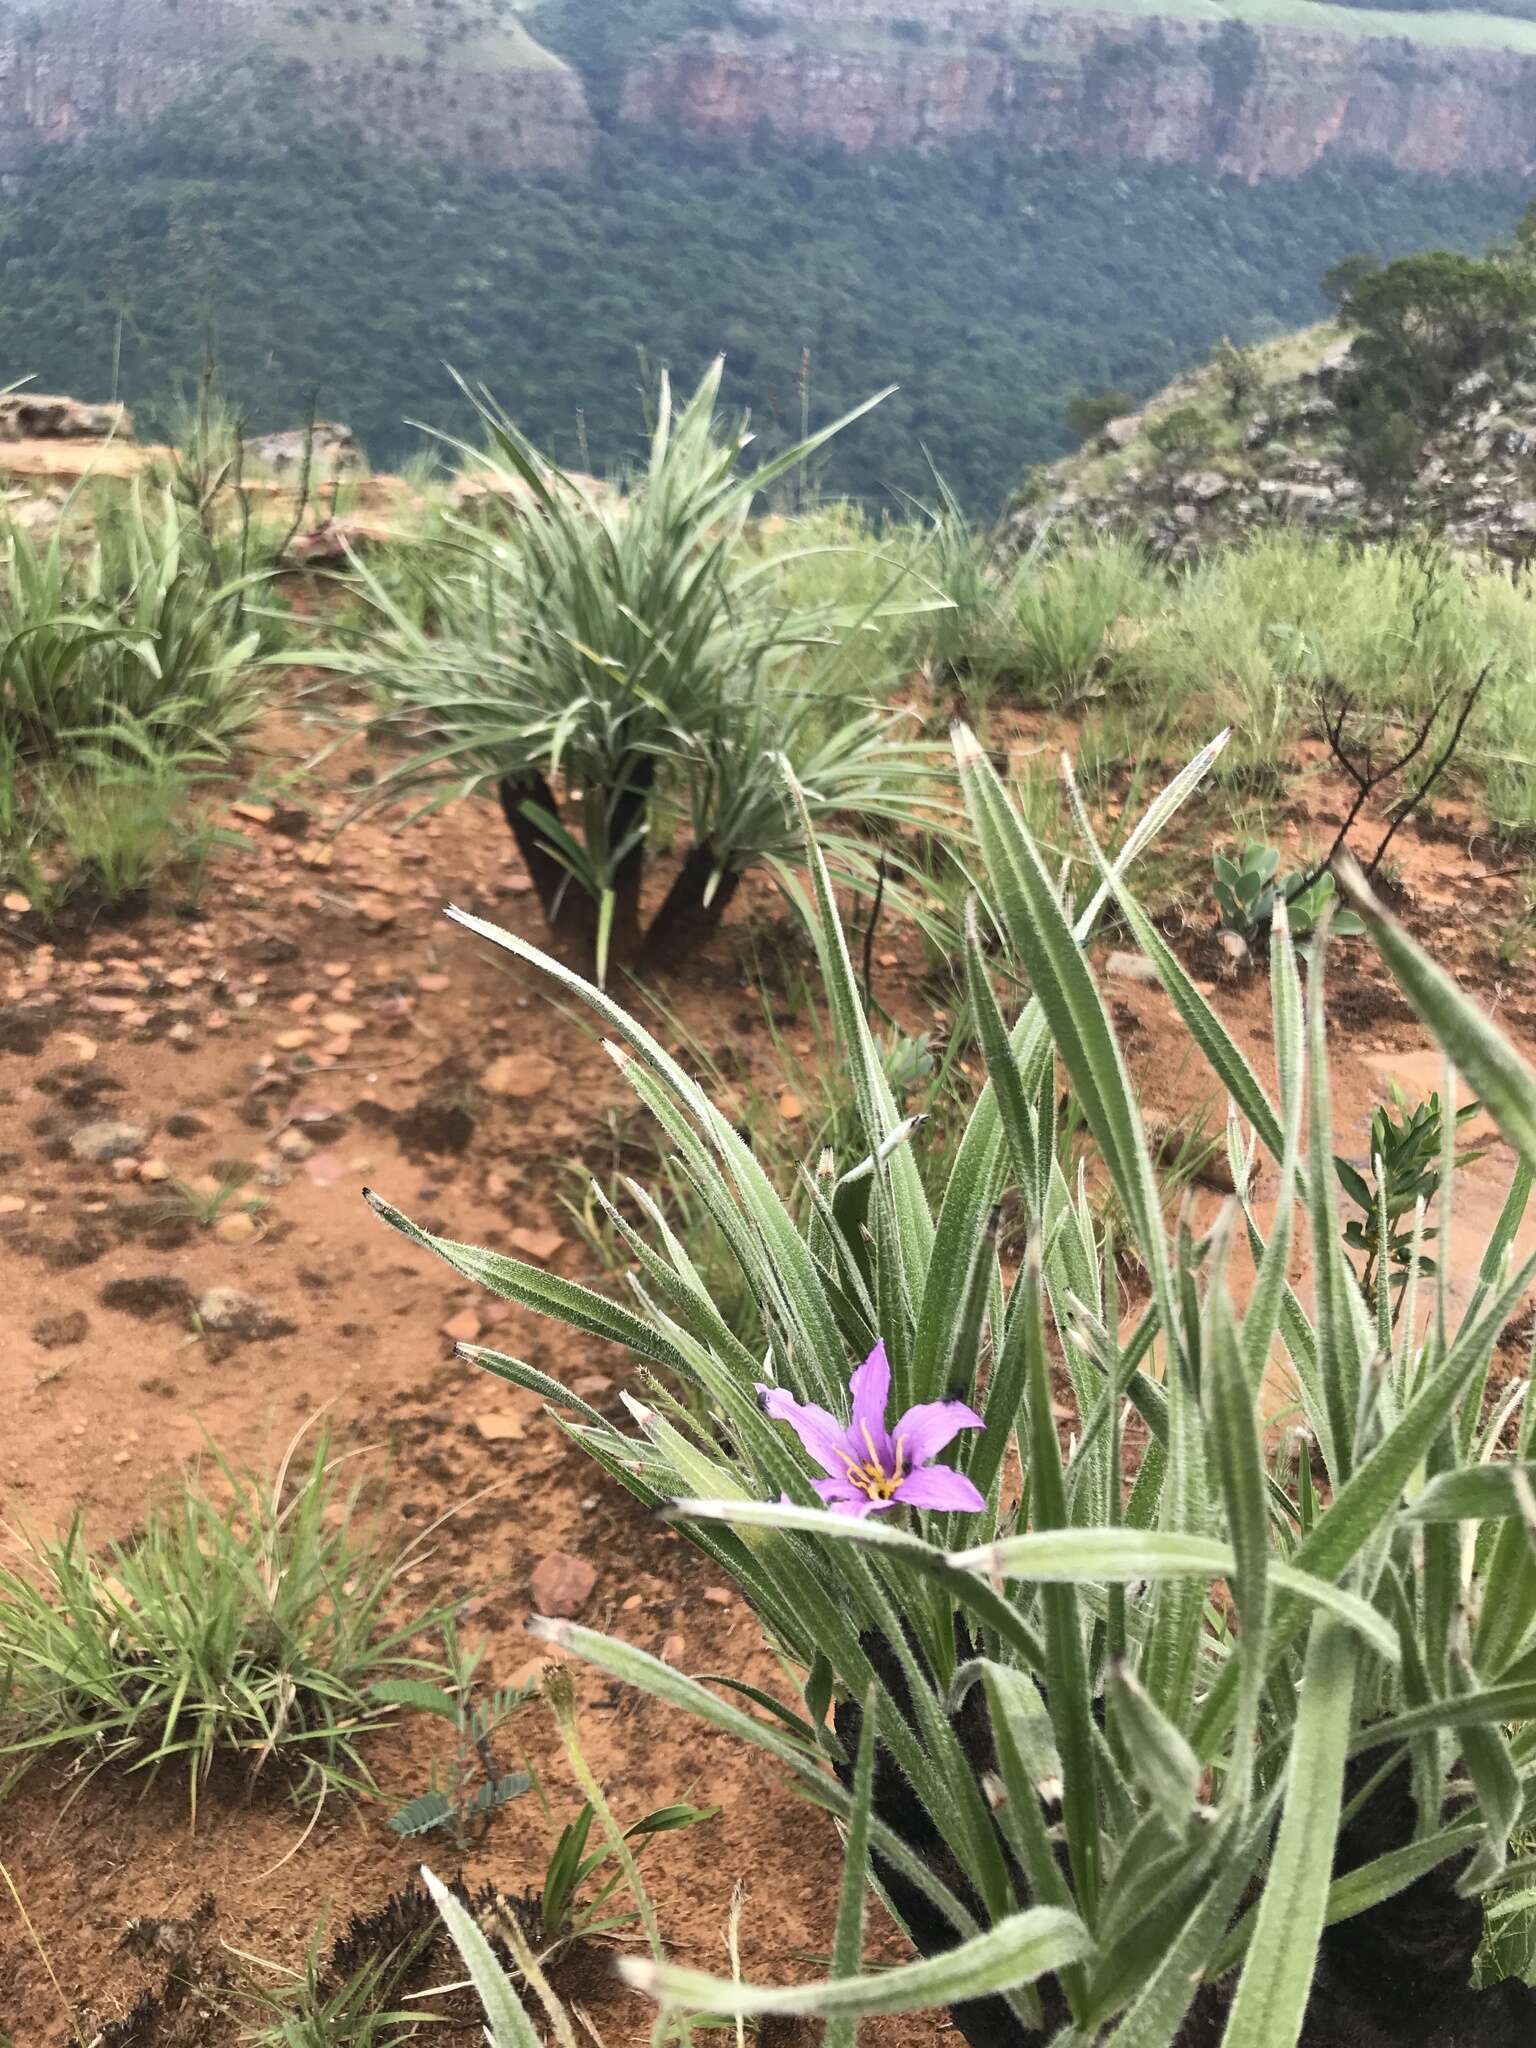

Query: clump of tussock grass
[0,1424,454,1816]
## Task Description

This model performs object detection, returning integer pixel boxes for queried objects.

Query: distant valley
[0,0,1529,503]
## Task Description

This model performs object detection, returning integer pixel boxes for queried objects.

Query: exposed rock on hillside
[624,3,1536,179]
[4,0,1536,180]
[1007,325,1536,559]
[0,393,132,440]
[246,422,359,474]
[0,0,594,171]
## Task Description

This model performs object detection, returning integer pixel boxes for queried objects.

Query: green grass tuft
[0,1426,454,1817]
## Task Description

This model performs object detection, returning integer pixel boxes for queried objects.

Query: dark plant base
[835,1635,1536,2048]
[641,844,741,970]
[498,764,667,970]
[498,772,593,948]
[607,756,655,966]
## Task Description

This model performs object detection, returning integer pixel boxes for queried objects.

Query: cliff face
[3,0,1536,181]
[0,0,595,172]
[0,1,240,156]
[621,6,1536,180]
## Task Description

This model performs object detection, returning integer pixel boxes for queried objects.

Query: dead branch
[1287,665,1491,900]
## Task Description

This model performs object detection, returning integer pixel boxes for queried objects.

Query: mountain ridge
[7,0,1536,178]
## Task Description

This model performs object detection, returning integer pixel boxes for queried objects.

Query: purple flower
[760,1341,986,1519]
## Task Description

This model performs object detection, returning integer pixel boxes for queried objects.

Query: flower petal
[893,1462,986,1514]
[891,1399,985,1470]
[812,1475,863,1507]
[849,1340,894,1466]
[760,1385,852,1478]
[837,1494,892,1518]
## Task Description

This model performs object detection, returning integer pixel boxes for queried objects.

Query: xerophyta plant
[319,360,944,981]
[372,731,1536,2044]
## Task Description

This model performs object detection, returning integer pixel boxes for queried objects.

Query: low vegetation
[381,737,1536,2042]
[0,1427,449,1815]
[907,520,1536,833]
[0,480,272,916]
[11,220,1536,2046]
[322,361,941,980]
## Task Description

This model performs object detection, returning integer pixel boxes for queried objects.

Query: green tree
[1321,251,1378,307]
[1145,404,1209,457]
[1335,248,1536,493]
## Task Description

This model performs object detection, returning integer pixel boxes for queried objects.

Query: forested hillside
[0,70,1522,507]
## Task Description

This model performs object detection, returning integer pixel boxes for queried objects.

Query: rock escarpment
[0,0,595,172]
[3,0,1536,180]
[622,2,1536,179]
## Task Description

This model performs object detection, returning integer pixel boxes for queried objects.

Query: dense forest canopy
[0,72,1524,508]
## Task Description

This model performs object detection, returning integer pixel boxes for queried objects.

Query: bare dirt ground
[4,691,1535,2045]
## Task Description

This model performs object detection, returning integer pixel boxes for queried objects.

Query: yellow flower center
[837,1423,907,1502]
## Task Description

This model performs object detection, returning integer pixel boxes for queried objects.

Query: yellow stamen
[832,1421,907,1502]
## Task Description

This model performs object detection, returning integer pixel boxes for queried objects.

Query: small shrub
[1000,534,1156,703]
[1212,839,1280,933]
[1213,842,1363,940]
[386,1623,536,1849]
[0,485,267,913]
[1145,402,1210,456]
[1335,1084,1488,1315]
[902,475,1017,718]
[3,485,265,759]
[241,1942,430,2048]
[417,1677,715,2034]
[327,362,939,982]
[1210,334,1261,417]
[1283,866,1363,938]
[565,971,967,1360]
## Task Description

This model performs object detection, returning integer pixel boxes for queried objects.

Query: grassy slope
[997,0,1536,53]
[23,0,570,71]
[622,0,1536,59]
[24,0,1536,60]
[260,0,567,70]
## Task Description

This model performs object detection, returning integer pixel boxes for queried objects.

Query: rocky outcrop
[0,393,133,439]
[246,421,358,475]
[623,4,1536,178]
[1007,338,1536,560]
